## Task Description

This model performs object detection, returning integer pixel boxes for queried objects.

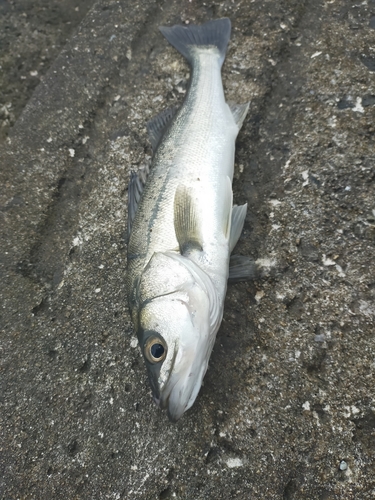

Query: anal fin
[174,185,203,255]
[229,203,247,252]
[223,176,233,239]
[229,102,250,130]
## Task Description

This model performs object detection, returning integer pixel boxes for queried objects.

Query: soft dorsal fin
[229,102,250,130]
[174,185,203,255]
[127,162,150,240]
[229,203,247,252]
[147,106,178,152]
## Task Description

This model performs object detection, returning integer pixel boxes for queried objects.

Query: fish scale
[126,18,251,421]
[129,50,236,280]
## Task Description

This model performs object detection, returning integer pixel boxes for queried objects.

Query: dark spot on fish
[197,177,200,181]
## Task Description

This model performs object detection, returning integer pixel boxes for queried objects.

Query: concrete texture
[1,0,374,498]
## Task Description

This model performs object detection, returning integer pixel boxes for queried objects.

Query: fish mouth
[164,393,188,423]
[152,393,182,421]
[154,363,207,422]
[151,377,190,422]
[153,398,181,422]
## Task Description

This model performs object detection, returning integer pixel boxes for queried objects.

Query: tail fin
[159,18,231,67]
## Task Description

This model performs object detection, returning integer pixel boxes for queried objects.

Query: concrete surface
[1,0,374,498]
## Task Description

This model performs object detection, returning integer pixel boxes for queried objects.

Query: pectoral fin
[174,185,203,255]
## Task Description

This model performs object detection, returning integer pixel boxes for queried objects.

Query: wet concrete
[1,0,374,498]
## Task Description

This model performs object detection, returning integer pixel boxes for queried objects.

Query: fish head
[138,285,212,422]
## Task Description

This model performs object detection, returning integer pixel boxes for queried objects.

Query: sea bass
[126,18,253,421]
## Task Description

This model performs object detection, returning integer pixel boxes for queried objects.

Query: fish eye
[144,337,167,364]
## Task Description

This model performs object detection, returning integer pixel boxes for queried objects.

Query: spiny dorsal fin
[147,106,178,152]
[127,162,150,240]
[174,185,203,255]
[229,102,250,130]
[229,203,247,253]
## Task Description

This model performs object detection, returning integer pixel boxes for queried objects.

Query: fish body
[126,18,250,421]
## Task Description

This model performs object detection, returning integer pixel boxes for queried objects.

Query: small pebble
[339,460,348,471]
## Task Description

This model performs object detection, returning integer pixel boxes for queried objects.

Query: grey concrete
[0,0,96,141]
[1,0,374,498]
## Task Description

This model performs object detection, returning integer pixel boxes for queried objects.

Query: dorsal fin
[127,162,150,240]
[147,106,178,152]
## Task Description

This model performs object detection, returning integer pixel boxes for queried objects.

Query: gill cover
[136,252,222,421]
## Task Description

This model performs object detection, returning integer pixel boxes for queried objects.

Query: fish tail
[159,18,231,67]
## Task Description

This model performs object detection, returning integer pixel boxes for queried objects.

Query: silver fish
[126,18,253,421]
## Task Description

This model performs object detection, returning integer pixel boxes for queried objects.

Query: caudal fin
[159,18,231,67]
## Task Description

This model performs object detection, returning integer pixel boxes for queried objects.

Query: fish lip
[153,392,184,422]
[156,348,207,421]
[159,376,196,422]
[153,378,188,421]
[158,377,178,410]
[152,340,180,410]
[166,388,196,422]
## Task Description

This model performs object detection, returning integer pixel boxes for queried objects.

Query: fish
[126,18,255,421]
